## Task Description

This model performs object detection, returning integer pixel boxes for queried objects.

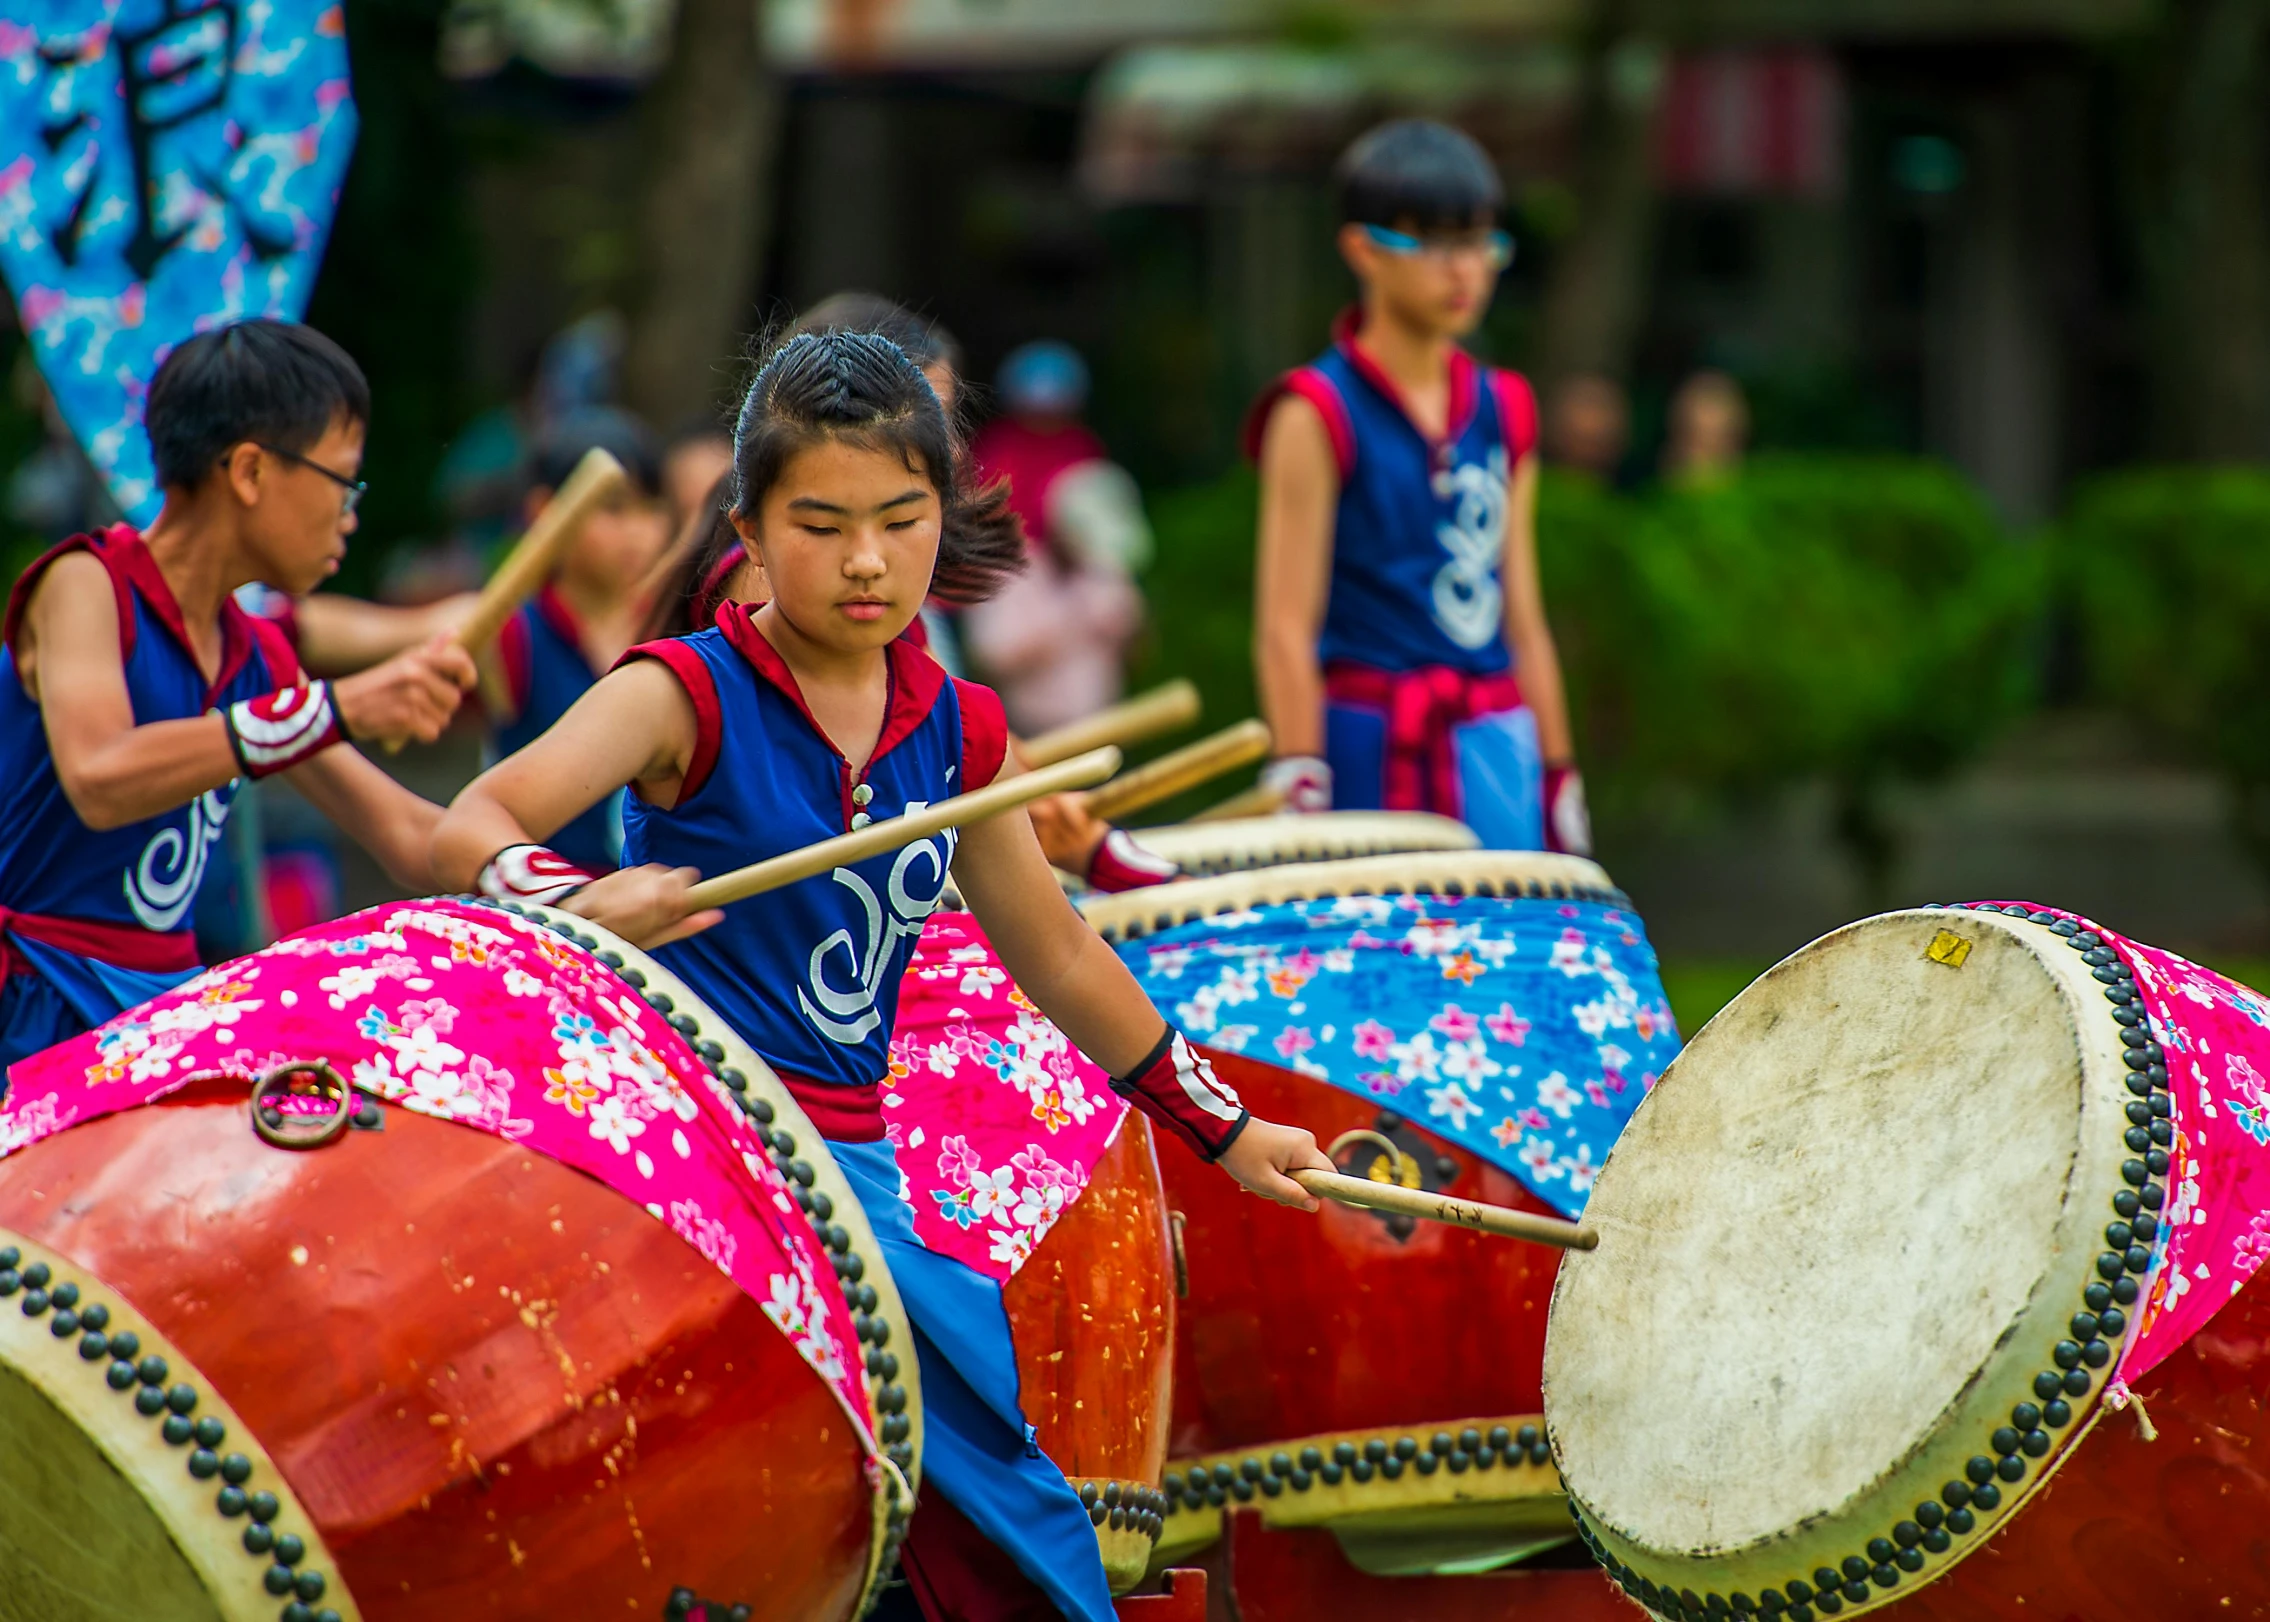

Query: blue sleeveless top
[621,606,1008,1089]
[0,527,297,949]
[1248,313,1539,676]
[492,586,620,873]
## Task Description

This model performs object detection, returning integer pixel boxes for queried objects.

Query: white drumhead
[1546,908,2133,1585]
[1125,812,1478,878]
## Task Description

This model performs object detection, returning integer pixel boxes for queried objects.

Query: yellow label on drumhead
[1925,930,1974,968]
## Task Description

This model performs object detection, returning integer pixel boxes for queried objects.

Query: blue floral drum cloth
[1113,893,1681,1218]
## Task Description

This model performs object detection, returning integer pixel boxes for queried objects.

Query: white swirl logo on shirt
[798,816,957,1046]
[1431,446,1509,651]
[124,788,234,932]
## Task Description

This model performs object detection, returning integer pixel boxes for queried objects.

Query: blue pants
[1325,701,1546,851]
[832,1137,1115,1622]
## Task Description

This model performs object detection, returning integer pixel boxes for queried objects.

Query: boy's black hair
[145,319,371,492]
[1335,119,1504,231]
[531,405,661,496]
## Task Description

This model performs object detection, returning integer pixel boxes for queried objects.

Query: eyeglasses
[1362,224,1515,271]
[256,443,368,516]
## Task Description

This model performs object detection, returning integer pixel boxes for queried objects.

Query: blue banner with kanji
[0,2,357,524]
[1112,893,1682,1218]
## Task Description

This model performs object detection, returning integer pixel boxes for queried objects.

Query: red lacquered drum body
[0,1098,871,1621]
[1152,1049,1571,1585]
[1877,1271,2270,1621]
[1004,1116,1176,1589]
[1170,1050,1562,1447]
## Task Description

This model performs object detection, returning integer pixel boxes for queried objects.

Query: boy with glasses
[0,319,475,1072]
[1249,119,1590,854]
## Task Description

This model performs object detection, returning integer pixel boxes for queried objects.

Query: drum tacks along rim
[1123,812,1479,879]
[1077,849,1623,942]
[494,898,924,1613]
[1547,906,2164,1620]
[0,1225,360,1621]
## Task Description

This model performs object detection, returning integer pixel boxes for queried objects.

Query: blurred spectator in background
[660,421,734,537]
[1662,369,1751,486]
[481,405,670,874]
[1546,372,1632,484]
[965,340,1151,734]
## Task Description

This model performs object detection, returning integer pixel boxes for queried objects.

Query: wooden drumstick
[382,447,629,753]
[1080,719,1271,823]
[456,447,631,657]
[682,747,1122,909]
[1185,781,1288,823]
[1291,1168,1600,1252]
[1019,680,1201,768]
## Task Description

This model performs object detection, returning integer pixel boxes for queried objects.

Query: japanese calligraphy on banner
[0,2,357,524]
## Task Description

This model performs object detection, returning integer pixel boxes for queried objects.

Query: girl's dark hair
[727,328,1021,607]
[641,471,744,641]
[789,292,962,383]
[1336,119,1503,232]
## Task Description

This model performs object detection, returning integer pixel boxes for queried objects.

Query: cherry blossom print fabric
[2019,910,2270,1388]
[1,899,873,1438]
[1112,894,1680,1218]
[882,912,1128,1283]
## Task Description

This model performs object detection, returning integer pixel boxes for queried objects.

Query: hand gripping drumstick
[382,447,630,753]
[1019,680,1201,768]
[1290,1168,1599,1251]
[1080,719,1271,823]
[681,747,1123,909]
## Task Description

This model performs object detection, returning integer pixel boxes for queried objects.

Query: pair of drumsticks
[442,452,1599,1255]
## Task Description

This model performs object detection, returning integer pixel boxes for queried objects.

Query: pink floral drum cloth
[883,912,1128,1285]
[1967,902,2270,1392]
[1,898,873,1438]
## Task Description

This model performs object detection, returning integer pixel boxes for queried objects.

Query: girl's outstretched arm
[954,767,1331,1209]
[431,659,722,949]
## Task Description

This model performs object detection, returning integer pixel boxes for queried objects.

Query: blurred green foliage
[2059,468,2270,876]
[1126,452,2043,881]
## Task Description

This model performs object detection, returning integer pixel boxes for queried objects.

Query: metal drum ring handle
[1326,1128,1411,1187]
[250,1061,354,1151]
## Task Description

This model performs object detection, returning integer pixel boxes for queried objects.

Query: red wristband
[222,681,346,779]
[1110,1029,1248,1161]
[478,844,596,907]
[1085,828,1180,894]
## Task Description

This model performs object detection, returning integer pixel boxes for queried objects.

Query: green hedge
[2059,468,2270,870]
[1126,453,2043,867]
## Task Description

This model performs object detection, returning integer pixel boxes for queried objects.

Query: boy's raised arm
[1252,392,1339,803]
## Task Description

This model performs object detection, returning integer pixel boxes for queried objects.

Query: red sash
[777,1070,887,1143]
[0,907,199,981]
[1325,661,1526,818]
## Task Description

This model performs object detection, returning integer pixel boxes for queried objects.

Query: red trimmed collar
[1331,305,1481,453]
[713,602,948,775]
[101,526,267,704]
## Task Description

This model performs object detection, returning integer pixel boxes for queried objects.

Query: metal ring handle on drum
[249,1061,354,1151]
[1326,1128,1413,1189]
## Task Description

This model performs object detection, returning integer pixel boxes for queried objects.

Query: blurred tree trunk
[2132,0,2270,461]
[624,0,780,429]
[1537,25,1667,389]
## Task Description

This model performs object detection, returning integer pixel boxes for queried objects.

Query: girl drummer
[432,329,1328,1622]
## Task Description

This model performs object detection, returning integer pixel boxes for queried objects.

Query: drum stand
[1111,1567,1207,1621]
